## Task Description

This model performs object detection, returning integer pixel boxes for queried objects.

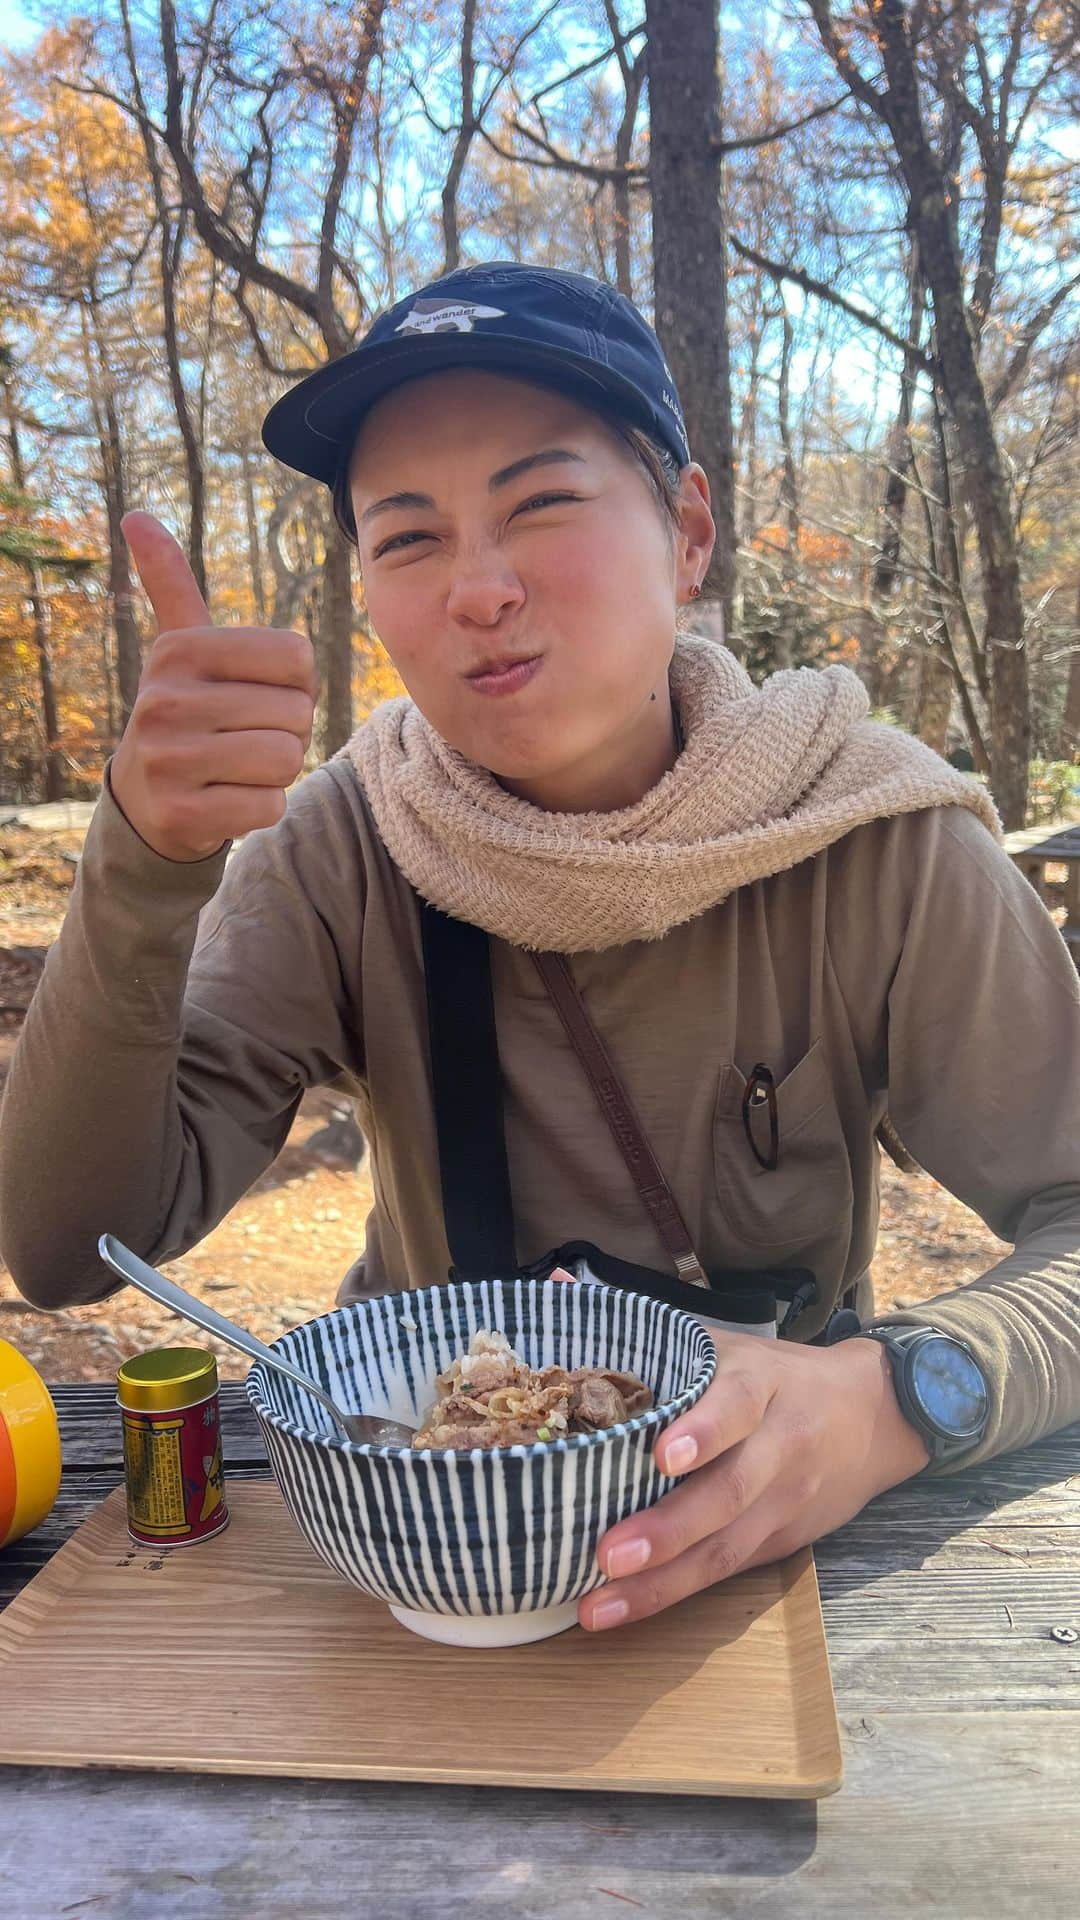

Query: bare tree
[117,0,211,601]
[450,2,644,291]
[148,0,390,752]
[859,249,926,708]
[1,357,64,799]
[4,0,1075,808]
[1062,584,1080,759]
[432,2,564,274]
[806,0,1070,824]
[441,0,480,273]
[75,290,142,724]
[773,291,800,670]
[645,0,736,639]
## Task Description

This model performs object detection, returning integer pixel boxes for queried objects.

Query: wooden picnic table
[1006,819,1080,966]
[1,1382,1078,1919]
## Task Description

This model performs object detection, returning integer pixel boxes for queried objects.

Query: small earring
[688,583,701,600]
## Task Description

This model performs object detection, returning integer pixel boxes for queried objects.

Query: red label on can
[121,1391,229,1547]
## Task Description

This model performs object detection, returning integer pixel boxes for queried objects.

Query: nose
[445,545,525,628]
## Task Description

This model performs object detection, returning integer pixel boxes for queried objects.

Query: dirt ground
[0,818,1014,1384]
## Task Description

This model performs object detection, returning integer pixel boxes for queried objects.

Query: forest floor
[0,812,1045,1384]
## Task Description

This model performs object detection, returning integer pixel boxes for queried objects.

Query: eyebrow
[358,447,587,529]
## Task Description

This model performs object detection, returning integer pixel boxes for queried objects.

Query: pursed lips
[465,652,542,679]
[463,653,544,695]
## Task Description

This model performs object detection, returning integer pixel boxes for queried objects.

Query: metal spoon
[98,1234,416,1448]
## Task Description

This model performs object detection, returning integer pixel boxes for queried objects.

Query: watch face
[909,1339,988,1438]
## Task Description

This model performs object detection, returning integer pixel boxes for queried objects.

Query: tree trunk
[99,611,120,749]
[736,272,765,546]
[102,385,143,723]
[915,644,953,754]
[913,401,956,754]
[774,300,799,671]
[910,400,991,773]
[860,257,925,708]
[159,216,208,603]
[267,486,321,630]
[1060,581,1080,759]
[79,294,142,723]
[645,0,736,643]
[27,564,63,801]
[857,607,887,714]
[440,0,477,274]
[119,0,208,601]
[240,446,268,623]
[880,637,919,731]
[320,532,354,755]
[3,385,65,800]
[606,9,646,300]
[871,0,1030,826]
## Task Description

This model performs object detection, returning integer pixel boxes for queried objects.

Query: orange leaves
[352,634,405,722]
[828,629,860,662]
[0,505,111,791]
[0,26,150,303]
[751,521,850,569]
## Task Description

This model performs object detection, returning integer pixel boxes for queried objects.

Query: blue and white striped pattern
[245,1277,715,1627]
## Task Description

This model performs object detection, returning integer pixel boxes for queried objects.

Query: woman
[3,262,1078,1635]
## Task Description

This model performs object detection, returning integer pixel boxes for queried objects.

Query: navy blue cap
[260,263,691,509]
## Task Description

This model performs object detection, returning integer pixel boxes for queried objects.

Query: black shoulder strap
[418,895,831,1338]
[419,900,517,1280]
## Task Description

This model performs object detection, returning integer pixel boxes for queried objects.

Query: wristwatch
[859,1324,990,1466]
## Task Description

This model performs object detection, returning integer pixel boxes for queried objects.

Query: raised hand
[110,512,318,862]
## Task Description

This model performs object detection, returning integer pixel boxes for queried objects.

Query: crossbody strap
[420,902,517,1279]
[529,952,711,1290]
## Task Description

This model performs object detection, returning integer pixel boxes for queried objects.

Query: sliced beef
[412,1331,653,1449]
[569,1374,630,1432]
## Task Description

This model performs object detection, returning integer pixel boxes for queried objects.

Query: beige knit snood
[344,633,1000,954]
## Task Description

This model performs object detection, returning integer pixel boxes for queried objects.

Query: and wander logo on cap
[395,299,507,335]
[661,388,691,457]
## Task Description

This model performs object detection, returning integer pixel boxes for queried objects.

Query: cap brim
[261,331,679,485]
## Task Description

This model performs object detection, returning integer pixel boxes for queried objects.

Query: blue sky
[0,0,36,49]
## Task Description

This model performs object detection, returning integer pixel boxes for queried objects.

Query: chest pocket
[713,1039,853,1252]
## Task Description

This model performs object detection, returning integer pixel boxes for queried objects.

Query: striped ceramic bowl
[245,1276,716,1647]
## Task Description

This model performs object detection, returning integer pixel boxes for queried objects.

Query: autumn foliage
[0,4,1076,816]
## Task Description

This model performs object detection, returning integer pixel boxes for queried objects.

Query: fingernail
[606,1537,651,1579]
[663,1434,698,1473]
[589,1596,630,1631]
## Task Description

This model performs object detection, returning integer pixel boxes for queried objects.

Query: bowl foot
[388,1598,580,1648]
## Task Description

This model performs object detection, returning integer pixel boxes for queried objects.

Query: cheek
[361,571,443,685]
[536,521,669,608]
[540,524,675,686]
[531,532,604,600]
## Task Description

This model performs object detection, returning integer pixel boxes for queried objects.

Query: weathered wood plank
[0,1711,1076,1920]
[48,1382,267,1470]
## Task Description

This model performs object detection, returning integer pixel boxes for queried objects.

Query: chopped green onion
[536,1426,552,1442]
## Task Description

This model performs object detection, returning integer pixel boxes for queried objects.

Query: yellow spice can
[117,1347,229,1548]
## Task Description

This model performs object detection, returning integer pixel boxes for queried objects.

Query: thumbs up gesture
[110,514,318,863]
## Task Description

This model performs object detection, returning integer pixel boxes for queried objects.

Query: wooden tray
[0,1480,842,1797]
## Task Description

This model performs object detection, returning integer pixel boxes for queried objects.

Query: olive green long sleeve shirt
[2,757,1078,1474]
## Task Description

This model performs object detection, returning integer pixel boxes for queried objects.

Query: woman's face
[348,368,713,811]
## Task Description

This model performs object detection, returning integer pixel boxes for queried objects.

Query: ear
[675,464,715,602]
